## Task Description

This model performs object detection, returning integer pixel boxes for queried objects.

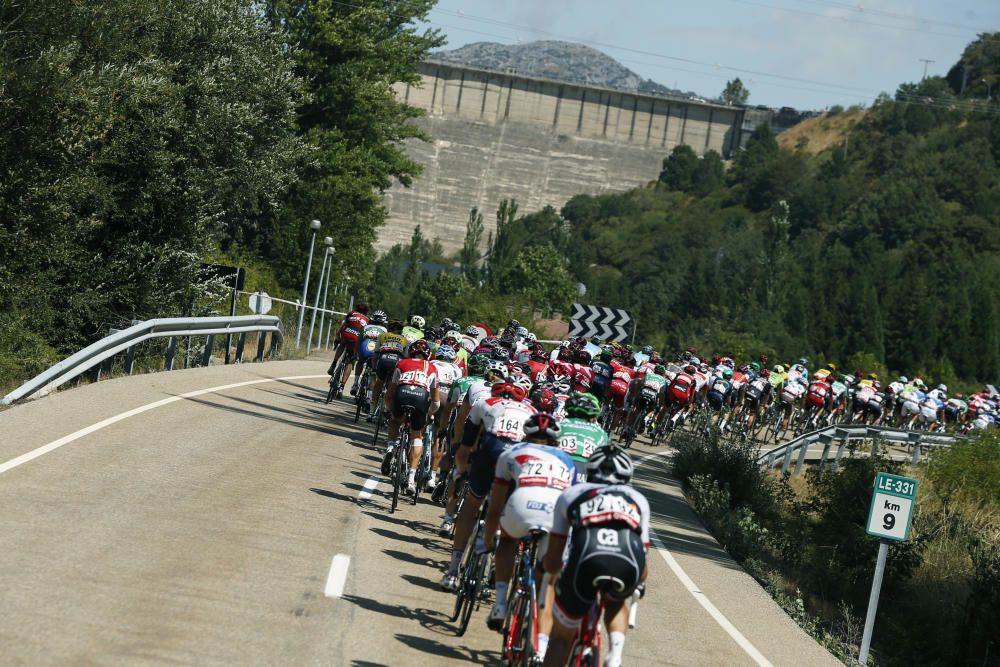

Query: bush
[0,315,60,393]
[828,104,845,116]
[925,432,1000,510]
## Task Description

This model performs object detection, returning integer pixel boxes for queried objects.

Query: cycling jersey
[391,358,438,392]
[362,324,386,341]
[431,360,463,393]
[400,325,424,344]
[495,443,578,543]
[552,483,651,546]
[465,397,536,497]
[377,332,408,354]
[462,378,493,408]
[556,418,609,472]
[590,361,613,398]
[707,378,731,409]
[526,359,548,383]
[668,372,696,405]
[806,381,830,408]
[572,364,595,392]
[448,375,479,406]
[745,376,771,406]
[338,311,369,345]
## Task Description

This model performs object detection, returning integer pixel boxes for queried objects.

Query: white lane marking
[636,449,775,667]
[324,554,351,598]
[0,375,329,476]
[358,476,379,500]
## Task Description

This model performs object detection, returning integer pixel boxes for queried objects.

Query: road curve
[0,359,841,666]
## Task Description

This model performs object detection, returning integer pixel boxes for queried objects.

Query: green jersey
[449,375,480,405]
[641,372,668,391]
[401,325,424,343]
[557,418,609,470]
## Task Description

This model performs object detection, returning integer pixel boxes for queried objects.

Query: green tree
[505,244,575,314]
[658,144,699,191]
[0,0,306,367]
[691,150,725,196]
[263,0,445,292]
[721,78,750,106]
[459,207,485,280]
[484,199,519,287]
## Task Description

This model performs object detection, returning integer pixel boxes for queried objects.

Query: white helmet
[526,332,537,343]
[487,360,508,379]
[410,315,425,329]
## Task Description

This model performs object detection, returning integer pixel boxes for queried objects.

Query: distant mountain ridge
[432,40,700,100]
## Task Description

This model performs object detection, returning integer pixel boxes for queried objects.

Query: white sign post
[249,291,273,315]
[859,472,918,664]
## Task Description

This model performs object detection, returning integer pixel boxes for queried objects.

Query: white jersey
[459,335,477,354]
[431,360,463,391]
[463,378,492,408]
[467,396,536,441]
[495,444,578,491]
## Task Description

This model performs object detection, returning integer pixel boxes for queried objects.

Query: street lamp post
[317,246,335,350]
[295,220,321,347]
[307,237,333,355]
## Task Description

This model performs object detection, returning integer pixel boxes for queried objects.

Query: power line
[796,0,990,33]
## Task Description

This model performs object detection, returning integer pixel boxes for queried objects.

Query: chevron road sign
[567,303,632,342]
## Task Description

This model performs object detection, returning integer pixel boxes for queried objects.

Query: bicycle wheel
[371,401,384,449]
[390,431,407,514]
[353,368,368,423]
[325,361,341,404]
[457,551,486,636]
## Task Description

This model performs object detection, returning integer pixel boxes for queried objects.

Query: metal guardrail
[757,424,962,476]
[1,315,282,405]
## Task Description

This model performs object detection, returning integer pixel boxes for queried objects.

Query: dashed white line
[636,449,775,667]
[358,476,380,500]
[0,375,329,476]
[324,554,351,598]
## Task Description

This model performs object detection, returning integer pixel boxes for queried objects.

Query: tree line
[0,0,442,388]
[379,33,999,387]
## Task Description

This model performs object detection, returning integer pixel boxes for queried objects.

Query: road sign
[249,291,273,315]
[866,472,918,541]
[567,303,631,342]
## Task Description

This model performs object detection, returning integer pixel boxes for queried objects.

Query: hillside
[777,109,865,154]
[433,40,698,99]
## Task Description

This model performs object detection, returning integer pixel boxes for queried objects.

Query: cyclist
[631,364,668,435]
[743,368,773,431]
[483,412,577,631]
[380,339,440,495]
[350,310,387,396]
[541,445,650,667]
[401,315,425,344]
[428,344,464,490]
[556,392,609,474]
[706,367,733,423]
[369,319,407,419]
[327,302,369,387]
[589,350,614,403]
[440,380,535,591]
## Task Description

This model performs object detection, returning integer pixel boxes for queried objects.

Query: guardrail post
[256,332,266,362]
[268,331,280,358]
[782,446,794,474]
[833,430,850,472]
[165,337,177,371]
[794,439,810,476]
[124,345,136,376]
[765,451,775,469]
[818,434,833,472]
[235,332,247,363]
[909,432,922,466]
[201,335,214,367]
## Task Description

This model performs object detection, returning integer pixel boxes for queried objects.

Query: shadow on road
[395,633,501,666]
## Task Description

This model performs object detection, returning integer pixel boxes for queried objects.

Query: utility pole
[919,59,934,80]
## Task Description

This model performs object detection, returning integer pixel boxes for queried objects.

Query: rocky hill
[432,40,698,99]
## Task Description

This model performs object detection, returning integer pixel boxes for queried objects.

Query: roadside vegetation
[671,432,1000,665]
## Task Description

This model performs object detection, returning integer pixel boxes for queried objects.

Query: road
[0,359,841,666]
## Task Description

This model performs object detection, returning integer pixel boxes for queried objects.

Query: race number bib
[517,460,572,490]
[578,493,641,530]
[493,414,528,440]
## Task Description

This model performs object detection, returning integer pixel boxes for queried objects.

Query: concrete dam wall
[381,61,745,253]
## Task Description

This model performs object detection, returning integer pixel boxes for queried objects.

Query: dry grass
[778,110,865,155]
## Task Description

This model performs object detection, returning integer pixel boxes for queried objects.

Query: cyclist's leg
[442,442,494,585]
[602,596,629,667]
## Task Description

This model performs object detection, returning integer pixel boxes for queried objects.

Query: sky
[420,0,1000,110]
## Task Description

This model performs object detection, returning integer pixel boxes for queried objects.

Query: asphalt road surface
[0,359,842,666]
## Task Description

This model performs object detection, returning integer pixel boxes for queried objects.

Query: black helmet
[370,310,388,326]
[523,412,561,443]
[586,445,634,485]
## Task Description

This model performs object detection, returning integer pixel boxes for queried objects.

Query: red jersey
[668,373,696,404]
[526,359,548,383]
[609,362,637,395]
[572,364,595,392]
[391,358,438,392]
[806,381,829,407]
[338,311,369,343]
[548,360,575,380]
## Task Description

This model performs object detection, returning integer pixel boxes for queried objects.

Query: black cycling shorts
[707,391,726,410]
[745,388,762,410]
[392,385,430,430]
[554,525,645,629]
[375,352,401,381]
[467,433,518,498]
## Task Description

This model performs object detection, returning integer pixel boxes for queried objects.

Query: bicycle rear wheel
[458,552,487,636]
[353,368,368,423]
[325,362,341,404]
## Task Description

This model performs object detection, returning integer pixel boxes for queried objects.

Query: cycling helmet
[408,339,430,358]
[641,345,653,355]
[684,364,697,374]
[531,345,548,361]
[937,384,947,393]
[531,388,558,414]
[523,412,561,442]
[565,392,601,419]
[722,367,734,380]
[899,376,909,384]
[425,326,444,341]
[749,362,760,373]
[869,373,879,380]
[355,303,369,314]
[486,360,509,380]
[467,353,489,376]
[440,318,456,331]
[491,381,513,398]
[827,362,837,372]
[507,319,520,329]
[369,310,388,326]
[574,349,592,364]
[511,374,533,395]
[465,325,480,337]
[797,358,808,365]
[410,315,425,329]
[526,332,537,343]
[515,326,529,338]
[774,364,786,374]
[654,364,667,375]
[599,350,613,363]
[436,345,457,361]
[586,445,634,485]
[446,329,462,342]
[558,346,573,362]
[387,319,404,333]
[761,368,771,378]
